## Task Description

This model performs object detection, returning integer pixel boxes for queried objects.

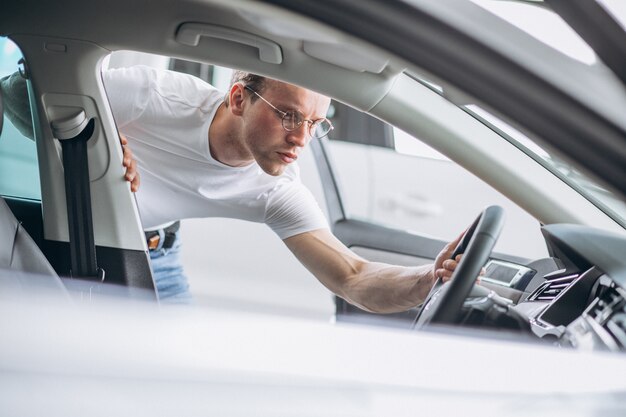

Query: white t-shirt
[102,65,328,239]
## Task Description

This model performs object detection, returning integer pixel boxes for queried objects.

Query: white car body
[1,288,625,417]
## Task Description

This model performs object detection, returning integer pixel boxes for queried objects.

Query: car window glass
[327,125,549,260]
[394,128,448,161]
[465,104,626,228]
[469,0,597,65]
[597,0,626,31]
[0,37,40,200]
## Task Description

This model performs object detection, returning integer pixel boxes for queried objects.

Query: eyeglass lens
[282,111,331,138]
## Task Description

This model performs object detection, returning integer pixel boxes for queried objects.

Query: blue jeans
[149,231,192,304]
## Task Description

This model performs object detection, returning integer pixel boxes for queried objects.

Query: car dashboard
[500,224,626,352]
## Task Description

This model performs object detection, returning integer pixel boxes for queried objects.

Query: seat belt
[52,110,104,281]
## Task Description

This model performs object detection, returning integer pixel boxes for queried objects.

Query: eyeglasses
[244,85,333,139]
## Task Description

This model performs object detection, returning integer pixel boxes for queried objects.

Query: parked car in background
[1,0,626,415]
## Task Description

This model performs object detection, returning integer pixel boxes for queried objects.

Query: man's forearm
[284,229,458,315]
[340,262,435,314]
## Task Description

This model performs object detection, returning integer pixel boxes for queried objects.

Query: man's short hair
[225,71,267,106]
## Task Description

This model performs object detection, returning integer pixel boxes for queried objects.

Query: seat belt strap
[53,111,103,280]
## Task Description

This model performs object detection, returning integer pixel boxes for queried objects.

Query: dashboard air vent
[529,274,578,302]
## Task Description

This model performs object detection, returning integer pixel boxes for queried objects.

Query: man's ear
[228,83,246,116]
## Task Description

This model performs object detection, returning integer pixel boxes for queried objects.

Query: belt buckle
[147,234,160,250]
[147,228,166,251]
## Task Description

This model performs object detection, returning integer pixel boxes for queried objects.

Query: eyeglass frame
[243,85,334,139]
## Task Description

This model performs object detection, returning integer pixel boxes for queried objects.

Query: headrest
[0,72,33,139]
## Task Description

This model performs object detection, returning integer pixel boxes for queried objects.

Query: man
[3,66,463,311]
[103,65,464,311]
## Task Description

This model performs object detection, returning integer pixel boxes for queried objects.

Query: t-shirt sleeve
[265,180,329,240]
[101,66,153,128]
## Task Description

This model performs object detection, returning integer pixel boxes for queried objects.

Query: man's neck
[208,102,254,167]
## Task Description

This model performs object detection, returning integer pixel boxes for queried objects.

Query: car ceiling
[0,0,405,112]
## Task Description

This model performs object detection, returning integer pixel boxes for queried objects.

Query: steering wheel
[413,205,505,329]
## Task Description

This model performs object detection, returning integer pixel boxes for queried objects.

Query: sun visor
[238,9,340,43]
[302,41,389,73]
[238,8,389,73]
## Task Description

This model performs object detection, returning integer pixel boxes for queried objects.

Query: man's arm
[284,229,462,314]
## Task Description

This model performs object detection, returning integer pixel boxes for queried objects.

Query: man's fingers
[121,134,132,167]
[433,228,472,284]
[442,259,457,270]
[439,268,454,282]
[119,134,140,192]
[124,158,136,178]
[125,170,140,192]
[131,171,140,192]
[437,258,458,283]
[122,146,133,168]
[125,159,140,192]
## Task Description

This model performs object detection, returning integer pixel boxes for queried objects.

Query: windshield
[470,0,626,66]
[408,0,626,228]
[464,105,626,228]
[470,0,597,65]
[597,0,626,31]
[457,0,626,227]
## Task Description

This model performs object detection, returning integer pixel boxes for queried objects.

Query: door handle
[379,194,442,218]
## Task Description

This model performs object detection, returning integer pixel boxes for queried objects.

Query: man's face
[241,81,331,176]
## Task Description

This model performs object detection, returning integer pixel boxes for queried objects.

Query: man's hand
[433,231,484,284]
[120,134,140,192]
[433,232,463,283]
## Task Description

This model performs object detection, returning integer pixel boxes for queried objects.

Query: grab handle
[176,22,283,64]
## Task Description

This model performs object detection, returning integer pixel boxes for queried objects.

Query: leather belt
[145,221,180,251]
